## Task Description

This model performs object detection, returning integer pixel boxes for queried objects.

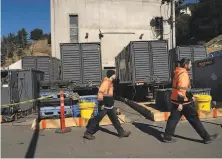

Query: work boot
[203,133,219,144]
[119,131,131,138]
[162,135,177,143]
[83,132,95,140]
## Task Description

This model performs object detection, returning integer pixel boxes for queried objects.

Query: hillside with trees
[175,0,222,45]
[1,28,51,67]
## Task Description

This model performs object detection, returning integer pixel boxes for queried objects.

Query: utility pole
[171,0,176,49]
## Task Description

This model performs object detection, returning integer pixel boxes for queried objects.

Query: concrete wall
[51,0,175,68]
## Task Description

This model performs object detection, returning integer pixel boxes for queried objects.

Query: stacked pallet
[35,80,126,130]
[39,90,74,118]
[39,81,79,119]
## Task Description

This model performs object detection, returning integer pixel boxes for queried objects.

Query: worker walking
[83,70,131,140]
[162,58,219,144]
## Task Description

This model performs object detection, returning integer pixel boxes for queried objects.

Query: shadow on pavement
[99,127,119,137]
[202,121,222,127]
[132,122,203,143]
[25,118,40,158]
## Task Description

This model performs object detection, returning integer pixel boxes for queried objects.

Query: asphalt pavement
[1,101,222,158]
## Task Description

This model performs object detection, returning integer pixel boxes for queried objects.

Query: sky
[1,0,50,37]
[1,0,196,38]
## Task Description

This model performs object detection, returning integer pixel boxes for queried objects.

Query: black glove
[186,90,193,101]
[98,100,104,112]
[98,100,104,107]
[103,96,114,108]
[177,94,185,103]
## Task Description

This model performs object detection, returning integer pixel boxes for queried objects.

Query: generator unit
[60,42,102,88]
[115,40,170,86]
[115,40,170,101]
[169,45,207,80]
[193,56,222,101]
[1,69,20,115]
[22,56,60,81]
[1,69,44,112]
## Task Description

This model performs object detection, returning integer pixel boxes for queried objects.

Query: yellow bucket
[194,94,212,111]
[79,102,96,119]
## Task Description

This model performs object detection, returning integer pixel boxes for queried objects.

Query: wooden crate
[135,101,222,122]
[31,114,126,130]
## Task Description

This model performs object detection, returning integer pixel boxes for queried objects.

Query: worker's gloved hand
[177,94,185,102]
[103,96,114,108]
[98,100,104,111]
[177,104,183,111]
[186,90,193,101]
[191,96,196,107]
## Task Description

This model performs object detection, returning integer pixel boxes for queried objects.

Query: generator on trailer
[60,42,102,89]
[115,40,170,101]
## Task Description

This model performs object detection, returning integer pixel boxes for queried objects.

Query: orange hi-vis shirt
[171,67,191,103]
[98,77,113,101]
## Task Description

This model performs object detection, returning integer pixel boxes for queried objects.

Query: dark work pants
[86,107,124,135]
[164,103,210,140]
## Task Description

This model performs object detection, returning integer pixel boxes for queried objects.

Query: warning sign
[197,59,215,67]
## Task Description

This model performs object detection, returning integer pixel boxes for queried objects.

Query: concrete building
[51,0,176,68]
[180,7,192,16]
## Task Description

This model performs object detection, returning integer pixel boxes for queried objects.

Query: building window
[69,15,78,43]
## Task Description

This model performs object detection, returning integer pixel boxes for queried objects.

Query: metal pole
[171,0,176,49]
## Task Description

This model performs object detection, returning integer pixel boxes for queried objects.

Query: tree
[42,33,51,44]
[43,33,49,39]
[1,31,26,61]
[1,36,8,59]
[17,28,28,48]
[30,28,43,40]
[174,0,193,45]
[189,0,222,42]
[47,33,51,44]
[2,33,18,58]
[176,14,191,45]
